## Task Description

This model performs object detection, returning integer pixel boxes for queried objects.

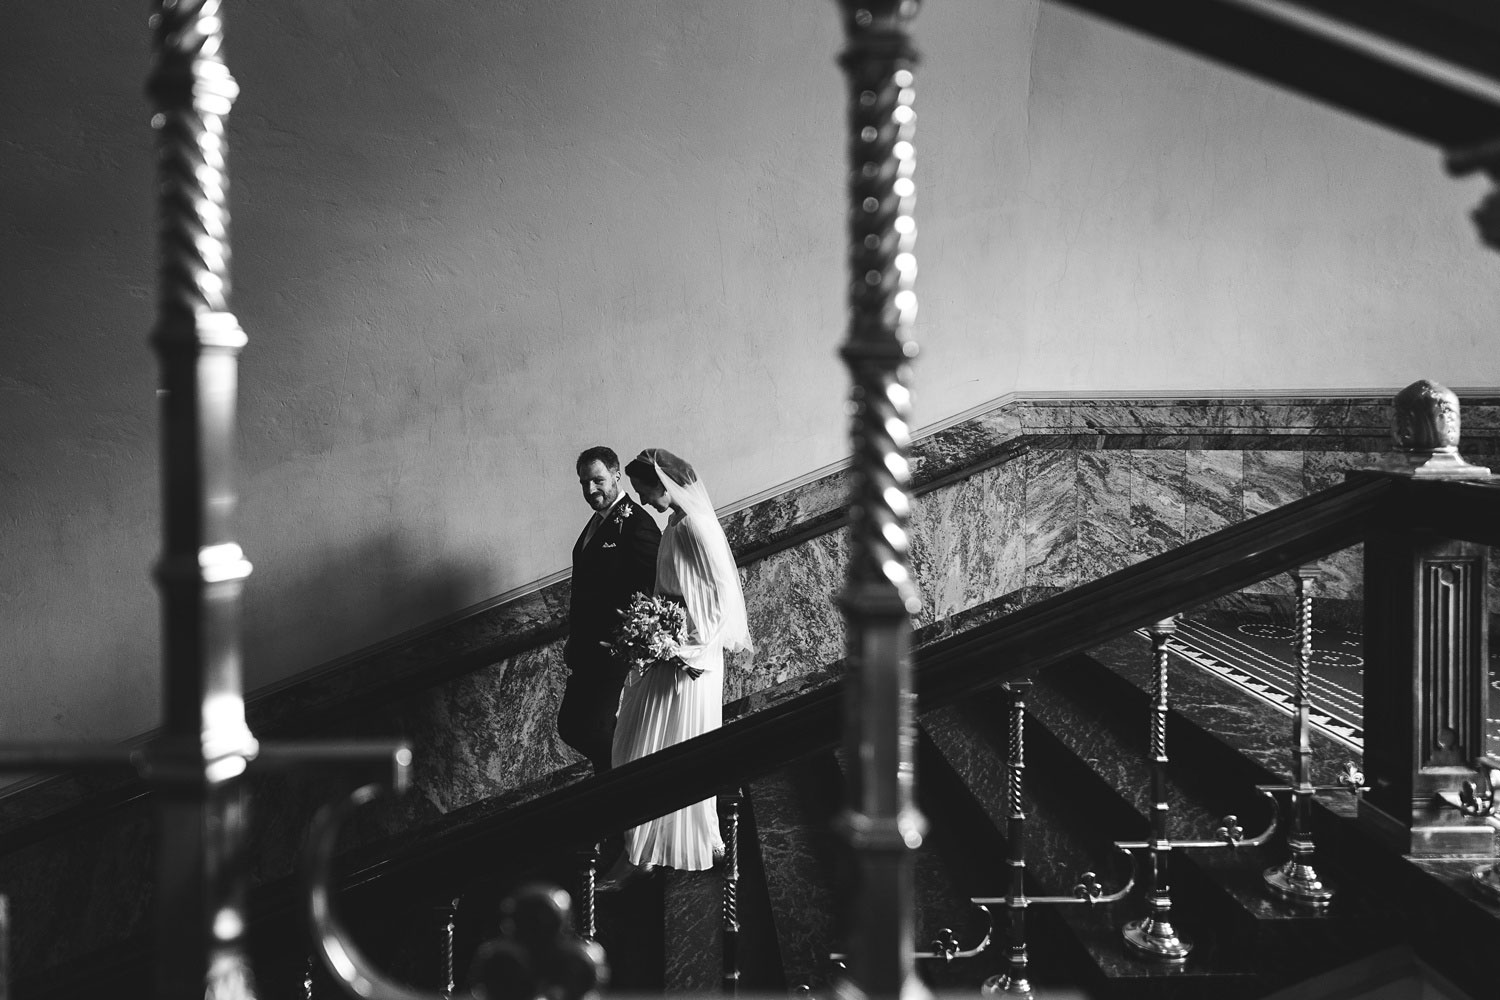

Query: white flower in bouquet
[605,593,699,676]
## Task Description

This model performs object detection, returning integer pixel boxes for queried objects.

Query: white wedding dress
[611,461,750,871]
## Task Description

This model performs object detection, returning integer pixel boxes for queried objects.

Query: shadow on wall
[237,525,583,818]
[240,528,492,698]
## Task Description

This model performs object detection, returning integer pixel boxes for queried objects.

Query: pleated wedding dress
[611,511,728,871]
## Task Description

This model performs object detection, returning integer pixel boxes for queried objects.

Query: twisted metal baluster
[435,897,460,998]
[146,4,258,997]
[1264,568,1335,906]
[579,845,600,942]
[723,789,743,996]
[1122,618,1192,962]
[982,682,1033,996]
[833,3,927,998]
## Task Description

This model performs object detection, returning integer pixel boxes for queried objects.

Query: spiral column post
[0,8,411,996]
[435,896,461,997]
[982,681,1033,997]
[145,2,260,997]
[1122,617,1193,962]
[1264,567,1336,906]
[722,788,744,996]
[578,845,600,942]
[832,4,927,999]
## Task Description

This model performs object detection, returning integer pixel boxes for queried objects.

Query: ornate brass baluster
[832,3,927,999]
[579,845,600,942]
[434,897,461,997]
[1264,567,1336,906]
[722,788,744,996]
[1121,618,1193,962]
[1,896,9,1000]
[983,681,1033,996]
[148,1,256,992]
[0,8,410,997]
[972,688,1140,992]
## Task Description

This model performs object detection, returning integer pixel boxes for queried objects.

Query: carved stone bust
[1393,379,1461,454]
[1383,379,1490,478]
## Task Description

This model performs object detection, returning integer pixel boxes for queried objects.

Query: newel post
[832,2,928,999]
[1357,380,1495,855]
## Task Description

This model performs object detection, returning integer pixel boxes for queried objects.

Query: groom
[558,446,661,774]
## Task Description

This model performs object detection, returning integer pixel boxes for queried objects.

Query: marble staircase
[681,634,1494,999]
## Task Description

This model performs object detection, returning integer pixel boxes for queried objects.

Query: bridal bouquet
[605,593,701,678]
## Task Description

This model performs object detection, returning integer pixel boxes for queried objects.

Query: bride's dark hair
[626,448,696,487]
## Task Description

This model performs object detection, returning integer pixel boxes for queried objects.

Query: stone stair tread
[1026,655,1242,838]
[829,734,996,991]
[1088,633,1359,788]
[747,757,842,990]
[1053,901,1261,998]
[921,697,1128,896]
[663,867,724,993]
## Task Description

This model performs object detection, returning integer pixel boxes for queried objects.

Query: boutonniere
[613,505,633,527]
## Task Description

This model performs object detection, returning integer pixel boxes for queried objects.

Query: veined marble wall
[1,393,1495,984]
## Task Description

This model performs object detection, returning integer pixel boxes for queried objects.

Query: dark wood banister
[330,471,1500,899]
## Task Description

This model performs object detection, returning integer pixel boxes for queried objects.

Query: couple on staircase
[559,445,753,890]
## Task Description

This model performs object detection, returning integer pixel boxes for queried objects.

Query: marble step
[667,791,788,995]
[591,862,667,991]
[1051,902,1259,1000]
[746,754,844,991]
[922,690,1137,899]
[746,746,991,994]
[1301,792,1500,1000]
[929,649,1400,996]
[662,866,724,994]
[589,795,787,995]
[920,680,1273,995]
[917,715,1136,995]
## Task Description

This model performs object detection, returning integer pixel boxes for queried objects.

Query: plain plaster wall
[2,1,1497,748]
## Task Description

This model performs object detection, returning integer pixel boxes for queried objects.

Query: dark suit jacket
[567,495,662,669]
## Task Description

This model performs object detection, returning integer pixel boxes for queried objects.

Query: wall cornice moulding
[483,386,1500,613]
[723,385,1500,518]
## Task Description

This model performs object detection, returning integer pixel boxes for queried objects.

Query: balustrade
[3,0,1500,996]
[1260,567,1338,907]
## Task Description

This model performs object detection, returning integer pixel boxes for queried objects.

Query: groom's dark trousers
[559,495,661,773]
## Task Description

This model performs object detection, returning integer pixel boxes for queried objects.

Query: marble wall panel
[1241,450,1306,598]
[748,769,838,990]
[1303,450,1388,492]
[0,796,154,972]
[911,409,1023,472]
[1022,449,1078,590]
[1185,450,1245,541]
[1076,451,1133,581]
[663,868,723,992]
[404,644,571,814]
[731,530,848,701]
[1243,450,1305,516]
[723,472,849,555]
[910,460,1025,626]
[1012,401,1074,431]
[1127,449,1188,562]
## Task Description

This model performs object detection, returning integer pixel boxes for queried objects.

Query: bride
[599,448,752,887]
